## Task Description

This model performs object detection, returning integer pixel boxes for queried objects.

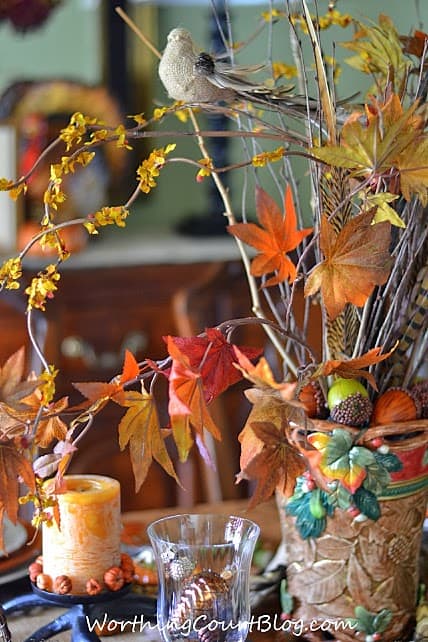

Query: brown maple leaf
[34,397,69,448]
[314,345,396,389]
[0,440,35,527]
[228,185,312,286]
[237,392,306,507]
[238,418,305,508]
[304,209,392,319]
[119,388,179,492]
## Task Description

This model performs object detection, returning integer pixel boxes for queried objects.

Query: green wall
[0,1,426,234]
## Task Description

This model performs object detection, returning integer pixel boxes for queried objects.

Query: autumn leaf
[0,347,40,407]
[341,14,409,86]
[304,209,392,319]
[33,397,69,448]
[233,348,302,406]
[166,336,221,463]
[311,94,427,203]
[238,413,306,507]
[237,390,306,506]
[397,137,428,206]
[73,350,140,408]
[314,345,396,389]
[166,328,261,403]
[119,350,140,384]
[0,440,35,524]
[228,185,312,286]
[119,387,179,492]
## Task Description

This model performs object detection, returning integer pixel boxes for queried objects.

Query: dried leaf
[33,397,69,448]
[304,209,392,319]
[119,388,179,492]
[0,440,35,523]
[238,395,306,506]
[228,185,312,287]
[315,345,396,389]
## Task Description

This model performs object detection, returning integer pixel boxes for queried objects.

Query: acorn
[372,387,420,425]
[327,378,373,427]
[410,381,428,419]
[299,381,328,418]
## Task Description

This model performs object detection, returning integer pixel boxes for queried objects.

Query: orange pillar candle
[42,474,121,594]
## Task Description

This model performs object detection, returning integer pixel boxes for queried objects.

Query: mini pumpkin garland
[28,553,135,596]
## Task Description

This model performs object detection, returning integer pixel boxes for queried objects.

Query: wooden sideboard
[0,235,263,512]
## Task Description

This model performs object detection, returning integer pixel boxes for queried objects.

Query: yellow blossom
[84,206,129,233]
[261,9,285,22]
[0,178,15,190]
[86,129,109,146]
[9,182,27,200]
[25,264,60,311]
[137,144,176,194]
[39,365,58,404]
[129,113,147,126]
[114,124,132,150]
[0,257,22,290]
[153,106,169,121]
[175,108,190,123]
[60,112,98,150]
[196,158,213,182]
[252,146,285,167]
[271,62,298,81]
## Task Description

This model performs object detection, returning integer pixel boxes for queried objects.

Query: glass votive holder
[147,514,260,642]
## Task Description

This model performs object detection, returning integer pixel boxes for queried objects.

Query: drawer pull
[61,331,147,370]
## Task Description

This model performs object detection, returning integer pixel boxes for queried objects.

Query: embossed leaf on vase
[289,559,346,604]
[315,534,354,561]
[346,551,373,604]
[304,209,392,320]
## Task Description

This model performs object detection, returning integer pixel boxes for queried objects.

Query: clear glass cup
[147,514,260,642]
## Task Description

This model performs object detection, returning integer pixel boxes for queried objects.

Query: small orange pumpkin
[104,566,125,591]
[120,553,135,583]
[36,573,52,592]
[53,574,72,595]
[28,561,43,582]
[86,577,103,596]
[372,388,419,425]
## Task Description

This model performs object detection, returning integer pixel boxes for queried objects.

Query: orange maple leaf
[119,388,179,492]
[304,209,392,319]
[74,350,140,408]
[166,337,221,463]
[314,345,396,389]
[228,185,312,286]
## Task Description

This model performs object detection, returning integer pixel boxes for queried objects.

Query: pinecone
[330,393,373,427]
[169,556,195,580]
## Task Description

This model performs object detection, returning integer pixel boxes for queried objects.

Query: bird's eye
[194,52,215,76]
